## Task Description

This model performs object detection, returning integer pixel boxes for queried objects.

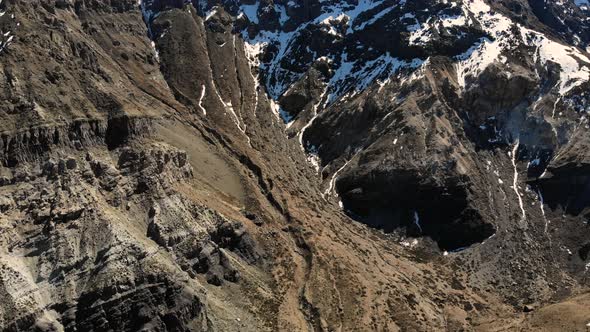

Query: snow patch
[240,3,260,24]
[510,141,526,223]
[198,84,206,116]
[413,211,423,233]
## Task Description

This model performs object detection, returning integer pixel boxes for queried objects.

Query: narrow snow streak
[212,82,251,146]
[551,97,561,118]
[299,86,328,149]
[511,141,526,223]
[537,189,548,233]
[324,151,360,197]
[214,84,242,130]
[243,42,261,117]
[413,211,423,233]
[198,84,207,116]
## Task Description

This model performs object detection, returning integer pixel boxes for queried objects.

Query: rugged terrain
[1,0,590,331]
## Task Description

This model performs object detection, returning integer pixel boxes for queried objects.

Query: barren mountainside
[1,0,590,331]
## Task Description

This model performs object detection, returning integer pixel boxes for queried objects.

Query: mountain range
[1,0,590,330]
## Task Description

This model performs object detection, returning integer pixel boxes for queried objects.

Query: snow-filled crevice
[510,140,527,225]
[413,211,423,234]
[198,84,207,116]
[536,188,549,234]
[298,85,329,171]
[243,40,262,118]
[323,148,363,197]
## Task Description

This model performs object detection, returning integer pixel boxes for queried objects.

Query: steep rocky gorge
[1,0,590,331]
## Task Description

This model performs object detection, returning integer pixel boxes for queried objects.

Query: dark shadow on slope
[533,164,590,217]
[337,170,496,251]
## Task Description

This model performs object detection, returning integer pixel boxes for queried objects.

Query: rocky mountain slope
[1,0,590,331]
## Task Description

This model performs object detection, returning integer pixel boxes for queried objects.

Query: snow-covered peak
[140,0,590,121]
[452,0,590,95]
[234,0,590,108]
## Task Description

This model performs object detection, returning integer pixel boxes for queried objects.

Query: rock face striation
[1,0,590,331]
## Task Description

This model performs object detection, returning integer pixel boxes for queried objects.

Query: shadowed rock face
[338,167,496,250]
[526,0,590,46]
[538,169,590,216]
[534,132,590,216]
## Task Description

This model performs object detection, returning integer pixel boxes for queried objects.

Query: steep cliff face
[1,0,590,331]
